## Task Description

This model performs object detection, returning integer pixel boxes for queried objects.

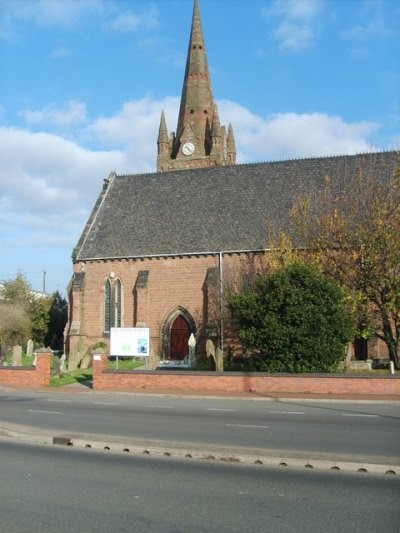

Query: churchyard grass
[50,368,92,387]
[2,353,35,367]
[107,357,146,370]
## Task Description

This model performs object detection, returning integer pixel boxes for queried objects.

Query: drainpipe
[219,251,224,353]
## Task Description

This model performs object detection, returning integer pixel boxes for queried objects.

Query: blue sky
[1,0,399,295]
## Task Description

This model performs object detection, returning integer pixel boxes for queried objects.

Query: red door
[170,315,190,360]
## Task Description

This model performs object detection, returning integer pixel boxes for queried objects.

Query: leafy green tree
[0,272,51,346]
[0,303,31,349]
[228,262,355,373]
[45,291,68,350]
[0,272,32,305]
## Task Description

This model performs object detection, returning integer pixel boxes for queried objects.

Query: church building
[66,0,398,369]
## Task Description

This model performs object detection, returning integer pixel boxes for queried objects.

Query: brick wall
[67,253,260,366]
[0,352,51,388]
[92,354,399,397]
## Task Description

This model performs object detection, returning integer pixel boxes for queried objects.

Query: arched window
[104,278,122,333]
[114,279,121,328]
[104,279,111,333]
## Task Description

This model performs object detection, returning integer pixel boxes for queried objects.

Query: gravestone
[215,347,223,372]
[60,354,67,372]
[80,352,93,369]
[206,338,215,358]
[12,345,22,366]
[52,355,61,376]
[26,339,34,357]
[188,333,196,367]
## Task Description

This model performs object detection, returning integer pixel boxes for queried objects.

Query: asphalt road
[1,389,399,462]
[1,440,399,533]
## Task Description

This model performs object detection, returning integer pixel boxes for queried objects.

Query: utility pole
[42,270,46,294]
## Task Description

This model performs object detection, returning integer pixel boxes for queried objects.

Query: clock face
[182,142,195,156]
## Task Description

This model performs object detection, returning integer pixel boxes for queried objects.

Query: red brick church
[65,0,398,369]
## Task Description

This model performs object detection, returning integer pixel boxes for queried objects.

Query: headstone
[26,339,34,357]
[206,338,216,358]
[188,333,196,367]
[12,345,22,366]
[215,347,223,372]
[80,352,93,369]
[52,355,61,376]
[60,354,67,373]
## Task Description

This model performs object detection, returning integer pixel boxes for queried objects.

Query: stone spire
[173,0,214,152]
[156,0,235,172]
[157,110,169,156]
[227,123,236,165]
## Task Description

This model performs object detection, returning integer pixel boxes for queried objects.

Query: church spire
[156,0,235,172]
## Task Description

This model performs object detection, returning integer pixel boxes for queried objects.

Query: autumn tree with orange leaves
[292,166,400,369]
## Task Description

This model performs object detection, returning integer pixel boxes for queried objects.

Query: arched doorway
[170,315,191,360]
[161,307,196,361]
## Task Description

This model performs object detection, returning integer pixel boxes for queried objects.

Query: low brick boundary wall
[0,350,51,389]
[92,355,400,396]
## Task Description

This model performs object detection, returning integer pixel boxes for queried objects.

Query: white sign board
[110,327,150,357]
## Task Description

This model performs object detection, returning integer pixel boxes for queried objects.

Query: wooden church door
[170,315,190,360]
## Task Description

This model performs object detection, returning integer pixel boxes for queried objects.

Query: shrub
[228,262,355,373]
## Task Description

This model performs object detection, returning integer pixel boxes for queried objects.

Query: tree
[0,302,31,349]
[0,272,32,305]
[0,272,51,346]
[45,291,68,350]
[292,168,400,368]
[228,262,354,373]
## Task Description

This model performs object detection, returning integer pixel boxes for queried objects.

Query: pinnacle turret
[156,0,236,172]
[157,110,169,149]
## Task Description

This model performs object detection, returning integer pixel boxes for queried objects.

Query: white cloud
[218,100,379,161]
[263,0,324,52]
[0,0,159,36]
[19,100,88,127]
[2,96,382,226]
[106,5,159,33]
[51,45,70,58]
[0,95,387,292]
[87,96,180,172]
[2,0,104,29]
[268,0,323,21]
[341,19,392,42]
[0,127,124,212]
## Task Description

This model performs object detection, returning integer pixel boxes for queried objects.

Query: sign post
[110,327,150,369]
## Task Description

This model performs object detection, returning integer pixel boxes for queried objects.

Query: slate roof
[74,151,399,261]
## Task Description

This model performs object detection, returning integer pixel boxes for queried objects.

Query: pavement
[1,379,400,402]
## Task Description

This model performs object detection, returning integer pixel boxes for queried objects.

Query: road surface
[1,440,399,533]
[0,389,399,462]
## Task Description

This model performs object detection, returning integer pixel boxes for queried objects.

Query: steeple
[174,0,213,149]
[157,0,236,172]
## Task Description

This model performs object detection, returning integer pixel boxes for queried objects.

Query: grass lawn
[50,368,93,387]
[107,357,147,370]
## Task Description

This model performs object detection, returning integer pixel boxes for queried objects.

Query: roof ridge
[115,149,399,179]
